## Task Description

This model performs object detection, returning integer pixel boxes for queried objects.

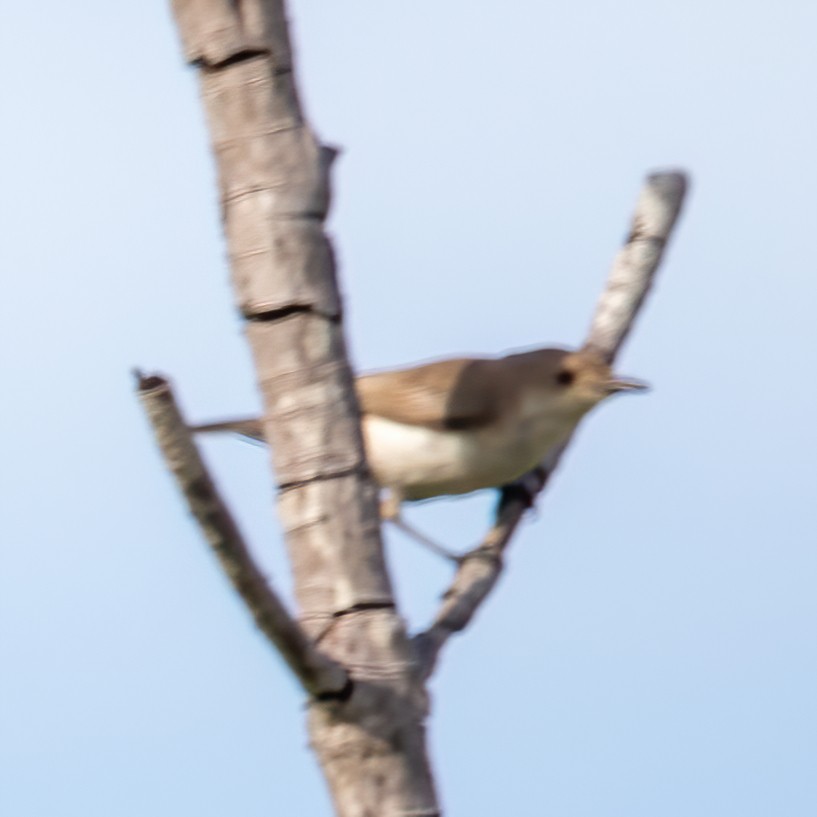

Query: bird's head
[546,349,648,412]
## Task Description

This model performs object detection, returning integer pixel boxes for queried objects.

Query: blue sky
[2,1,816,815]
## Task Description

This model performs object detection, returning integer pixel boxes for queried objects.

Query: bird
[192,347,646,559]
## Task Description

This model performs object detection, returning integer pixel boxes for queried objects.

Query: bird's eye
[555,369,575,386]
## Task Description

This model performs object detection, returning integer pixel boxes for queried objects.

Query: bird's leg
[390,517,462,564]
[379,492,461,564]
[497,465,549,513]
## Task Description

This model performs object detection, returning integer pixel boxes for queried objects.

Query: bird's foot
[498,466,548,512]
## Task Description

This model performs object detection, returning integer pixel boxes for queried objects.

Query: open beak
[607,375,650,394]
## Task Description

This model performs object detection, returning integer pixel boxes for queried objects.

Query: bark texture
[170,2,441,815]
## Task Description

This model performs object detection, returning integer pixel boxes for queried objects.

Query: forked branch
[136,372,350,699]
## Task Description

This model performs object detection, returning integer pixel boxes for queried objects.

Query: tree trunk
[169,1,442,813]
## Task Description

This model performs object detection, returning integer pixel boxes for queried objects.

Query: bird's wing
[356,357,502,431]
[191,358,508,438]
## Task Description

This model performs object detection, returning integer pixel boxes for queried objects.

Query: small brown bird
[193,347,646,557]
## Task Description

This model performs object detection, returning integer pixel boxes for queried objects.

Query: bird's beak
[606,375,650,394]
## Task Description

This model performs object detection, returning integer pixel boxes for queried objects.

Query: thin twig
[135,371,349,699]
[414,170,689,678]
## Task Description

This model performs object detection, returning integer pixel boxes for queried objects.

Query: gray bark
[169,1,441,814]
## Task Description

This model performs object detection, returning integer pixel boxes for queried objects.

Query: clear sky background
[2,2,816,815]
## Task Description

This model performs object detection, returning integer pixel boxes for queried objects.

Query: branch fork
[136,371,350,699]
[153,5,688,813]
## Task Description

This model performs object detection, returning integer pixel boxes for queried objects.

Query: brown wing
[355,357,503,431]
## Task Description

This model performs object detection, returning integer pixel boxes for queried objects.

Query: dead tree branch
[415,171,689,678]
[584,171,688,361]
[136,372,350,698]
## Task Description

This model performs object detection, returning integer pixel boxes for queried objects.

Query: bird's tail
[190,417,265,442]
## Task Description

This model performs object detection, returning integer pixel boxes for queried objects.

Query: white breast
[362,411,573,501]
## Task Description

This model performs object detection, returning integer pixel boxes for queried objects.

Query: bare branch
[135,371,349,699]
[584,170,688,361]
[415,170,689,676]
[413,447,562,679]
